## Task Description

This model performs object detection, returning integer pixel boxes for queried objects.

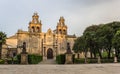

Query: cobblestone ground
[0,64,120,74]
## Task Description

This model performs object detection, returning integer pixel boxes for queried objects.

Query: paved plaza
[0,64,120,74]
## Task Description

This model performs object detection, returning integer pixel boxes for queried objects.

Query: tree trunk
[108,48,111,59]
[90,48,93,58]
[93,48,96,58]
[0,43,2,59]
[98,49,102,59]
[77,53,79,59]
[85,49,87,63]
[115,48,119,58]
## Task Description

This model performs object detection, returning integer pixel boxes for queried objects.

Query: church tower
[56,17,67,35]
[28,13,42,33]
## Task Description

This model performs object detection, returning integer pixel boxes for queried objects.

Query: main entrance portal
[47,48,53,59]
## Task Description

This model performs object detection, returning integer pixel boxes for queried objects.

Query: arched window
[63,29,66,34]
[32,26,35,32]
[37,27,40,32]
[59,29,62,34]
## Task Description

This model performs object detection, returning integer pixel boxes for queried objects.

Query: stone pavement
[39,59,56,64]
[0,64,120,74]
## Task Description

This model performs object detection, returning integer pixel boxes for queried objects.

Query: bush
[0,59,5,64]
[87,58,98,63]
[7,58,12,64]
[101,59,114,63]
[7,58,19,64]
[72,54,75,63]
[74,58,85,64]
[16,54,43,64]
[56,54,65,64]
[117,58,120,62]
[17,54,21,64]
[102,52,108,58]
[74,58,98,64]
[28,54,43,64]
[74,58,115,64]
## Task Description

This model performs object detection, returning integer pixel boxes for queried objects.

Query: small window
[63,30,66,34]
[37,27,40,32]
[32,27,35,32]
[59,29,62,34]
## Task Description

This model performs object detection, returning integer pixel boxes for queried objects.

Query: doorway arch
[47,48,53,59]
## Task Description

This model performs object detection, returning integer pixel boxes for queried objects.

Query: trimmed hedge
[7,58,19,64]
[56,54,65,64]
[74,58,98,64]
[87,58,98,63]
[17,54,21,64]
[16,54,43,64]
[117,59,120,62]
[74,58,85,64]
[101,59,114,63]
[74,58,115,64]
[28,54,43,64]
[72,54,75,63]
[0,59,5,64]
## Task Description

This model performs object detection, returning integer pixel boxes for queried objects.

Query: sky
[0,0,120,37]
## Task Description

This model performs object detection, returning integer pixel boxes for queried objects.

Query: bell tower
[28,13,42,33]
[56,16,67,35]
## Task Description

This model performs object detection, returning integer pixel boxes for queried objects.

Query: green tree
[83,25,100,58]
[112,30,120,58]
[72,36,86,58]
[96,25,114,58]
[0,31,7,59]
[73,21,120,59]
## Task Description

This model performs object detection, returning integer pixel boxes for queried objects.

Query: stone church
[2,13,76,60]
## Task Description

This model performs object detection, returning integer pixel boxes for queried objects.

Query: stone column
[114,56,117,63]
[65,54,73,64]
[113,49,117,63]
[85,57,87,64]
[21,53,28,64]
[65,43,73,64]
[20,42,28,64]
[4,58,8,64]
[97,56,101,64]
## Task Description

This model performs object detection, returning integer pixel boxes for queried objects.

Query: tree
[73,21,120,59]
[83,25,100,58]
[72,36,86,58]
[112,30,120,58]
[0,31,7,59]
[96,24,114,58]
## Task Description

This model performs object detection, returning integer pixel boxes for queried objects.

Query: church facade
[3,13,76,60]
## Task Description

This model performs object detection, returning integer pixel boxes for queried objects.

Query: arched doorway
[47,48,53,59]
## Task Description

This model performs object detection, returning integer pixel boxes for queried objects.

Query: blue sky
[0,0,120,37]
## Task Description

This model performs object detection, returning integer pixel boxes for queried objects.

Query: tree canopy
[73,21,120,59]
[0,31,7,59]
